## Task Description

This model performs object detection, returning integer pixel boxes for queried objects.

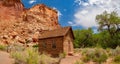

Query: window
[52,40,56,49]
[42,41,46,48]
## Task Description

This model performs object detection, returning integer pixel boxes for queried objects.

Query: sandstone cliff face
[0,0,24,21]
[0,0,61,45]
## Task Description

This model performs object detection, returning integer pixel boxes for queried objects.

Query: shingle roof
[39,26,74,39]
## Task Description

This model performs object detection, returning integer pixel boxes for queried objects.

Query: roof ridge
[63,26,71,35]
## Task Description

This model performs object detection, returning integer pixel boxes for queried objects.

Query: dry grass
[0,45,6,51]
[74,47,120,64]
[11,47,59,64]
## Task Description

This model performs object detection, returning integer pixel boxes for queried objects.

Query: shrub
[39,54,58,64]
[0,45,6,51]
[81,48,108,63]
[109,46,120,56]
[82,55,90,62]
[59,52,67,58]
[26,48,40,64]
[74,60,84,64]
[11,47,58,64]
[6,43,25,53]
[11,47,40,64]
[106,48,112,56]
[32,44,39,48]
[74,48,82,53]
[114,55,120,63]
[11,51,26,64]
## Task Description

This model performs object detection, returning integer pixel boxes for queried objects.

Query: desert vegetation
[0,45,6,51]
[73,11,120,64]
[74,47,120,64]
[9,44,59,64]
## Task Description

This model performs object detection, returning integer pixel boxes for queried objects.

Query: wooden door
[68,40,71,52]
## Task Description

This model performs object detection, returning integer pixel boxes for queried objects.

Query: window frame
[52,40,56,49]
[42,40,47,48]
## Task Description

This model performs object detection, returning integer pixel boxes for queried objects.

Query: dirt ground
[0,50,81,64]
[0,51,14,64]
[60,54,81,64]
[0,51,112,64]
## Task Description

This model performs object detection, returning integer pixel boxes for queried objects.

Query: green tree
[73,28,95,48]
[96,11,120,48]
[96,11,120,36]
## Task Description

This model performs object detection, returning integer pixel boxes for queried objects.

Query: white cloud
[80,10,88,14]
[53,7,62,20]
[68,21,73,25]
[58,11,62,17]
[53,7,62,16]
[82,3,89,6]
[29,0,36,4]
[71,0,120,28]
[63,9,67,11]
[74,0,82,5]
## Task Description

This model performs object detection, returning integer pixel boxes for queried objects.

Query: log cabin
[39,26,74,57]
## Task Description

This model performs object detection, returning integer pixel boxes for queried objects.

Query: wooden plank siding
[63,30,74,55]
[39,36,63,56]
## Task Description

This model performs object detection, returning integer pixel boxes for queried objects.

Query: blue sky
[21,0,120,32]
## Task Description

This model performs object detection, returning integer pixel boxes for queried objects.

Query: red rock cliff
[0,0,61,45]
